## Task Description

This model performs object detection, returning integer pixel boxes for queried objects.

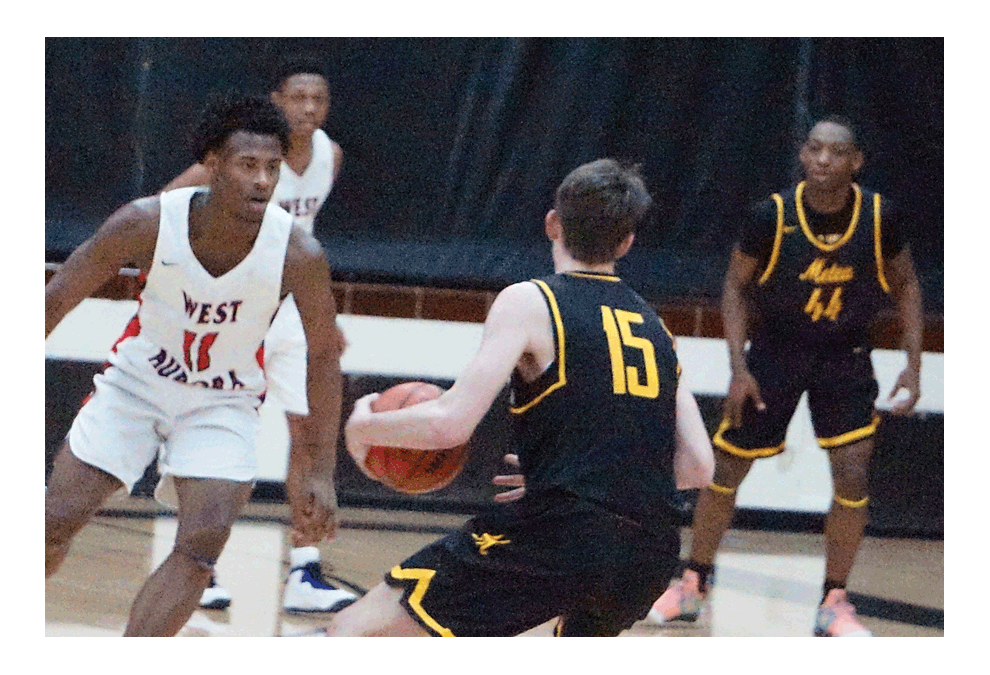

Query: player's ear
[851,149,864,175]
[545,209,562,241]
[200,151,219,178]
[615,232,635,260]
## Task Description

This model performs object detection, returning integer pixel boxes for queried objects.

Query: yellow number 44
[601,306,659,398]
[805,286,843,322]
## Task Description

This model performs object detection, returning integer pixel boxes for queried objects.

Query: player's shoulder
[284,224,327,269]
[754,186,792,212]
[500,279,546,302]
[488,280,546,320]
[101,194,161,235]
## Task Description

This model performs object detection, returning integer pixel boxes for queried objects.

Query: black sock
[683,560,714,593]
[822,579,845,603]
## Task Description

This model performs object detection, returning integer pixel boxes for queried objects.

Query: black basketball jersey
[509,272,681,529]
[752,182,892,349]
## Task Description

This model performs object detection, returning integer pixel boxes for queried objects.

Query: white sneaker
[282,547,358,614]
[814,588,873,637]
[199,575,232,610]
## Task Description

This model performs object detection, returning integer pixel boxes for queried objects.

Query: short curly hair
[554,159,652,264]
[191,91,291,162]
[270,54,328,92]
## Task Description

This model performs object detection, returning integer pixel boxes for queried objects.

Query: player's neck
[554,255,616,276]
[190,191,262,242]
[284,132,314,175]
[801,181,854,214]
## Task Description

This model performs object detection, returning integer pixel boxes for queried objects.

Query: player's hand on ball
[345,392,381,481]
[492,453,525,503]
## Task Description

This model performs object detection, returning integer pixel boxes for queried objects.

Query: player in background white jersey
[163,56,354,613]
[45,93,345,636]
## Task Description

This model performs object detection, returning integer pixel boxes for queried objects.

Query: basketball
[362,381,470,495]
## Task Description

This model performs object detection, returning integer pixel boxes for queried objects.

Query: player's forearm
[302,353,343,477]
[350,398,468,451]
[673,383,715,489]
[721,284,751,375]
[894,277,924,373]
[45,289,72,338]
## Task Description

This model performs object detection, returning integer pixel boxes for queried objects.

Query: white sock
[290,546,321,568]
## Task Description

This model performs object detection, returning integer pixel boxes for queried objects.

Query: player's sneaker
[199,575,232,610]
[644,568,705,625]
[814,588,872,637]
[283,546,358,614]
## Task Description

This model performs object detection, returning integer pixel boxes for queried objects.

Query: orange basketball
[362,381,470,495]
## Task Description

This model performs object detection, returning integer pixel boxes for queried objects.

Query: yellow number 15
[601,306,659,398]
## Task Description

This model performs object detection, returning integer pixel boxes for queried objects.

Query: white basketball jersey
[270,129,336,233]
[107,187,293,396]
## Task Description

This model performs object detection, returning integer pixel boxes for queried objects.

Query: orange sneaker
[644,568,704,625]
[814,589,872,637]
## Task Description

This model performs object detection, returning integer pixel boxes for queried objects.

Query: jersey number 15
[600,306,659,399]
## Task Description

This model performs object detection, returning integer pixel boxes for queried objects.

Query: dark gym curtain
[45,37,943,307]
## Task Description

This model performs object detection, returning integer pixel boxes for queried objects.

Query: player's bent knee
[45,514,78,548]
[44,503,92,547]
[171,542,219,572]
[325,583,426,637]
[174,522,234,564]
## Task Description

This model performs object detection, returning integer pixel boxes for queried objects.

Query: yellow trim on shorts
[510,279,566,414]
[834,494,869,509]
[389,565,455,637]
[712,418,785,458]
[817,413,880,449]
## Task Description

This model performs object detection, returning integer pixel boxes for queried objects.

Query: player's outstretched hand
[492,453,525,503]
[723,369,765,427]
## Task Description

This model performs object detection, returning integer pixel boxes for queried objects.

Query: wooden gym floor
[44,492,943,639]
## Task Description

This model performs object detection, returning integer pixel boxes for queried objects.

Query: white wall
[46,298,944,512]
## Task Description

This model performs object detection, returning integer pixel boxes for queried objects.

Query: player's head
[551,159,652,264]
[270,55,331,136]
[799,115,863,190]
[192,92,290,162]
[192,93,290,222]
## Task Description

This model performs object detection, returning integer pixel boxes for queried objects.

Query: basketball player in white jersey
[163,57,354,613]
[45,94,345,636]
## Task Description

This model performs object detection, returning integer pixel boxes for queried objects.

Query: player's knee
[710,453,751,490]
[830,463,870,499]
[174,521,233,564]
[44,499,90,548]
[45,512,78,549]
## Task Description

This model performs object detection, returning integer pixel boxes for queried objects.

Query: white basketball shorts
[67,362,262,495]
[263,294,308,415]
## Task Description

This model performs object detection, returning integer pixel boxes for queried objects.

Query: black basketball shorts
[714,341,880,458]
[384,489,680,637]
